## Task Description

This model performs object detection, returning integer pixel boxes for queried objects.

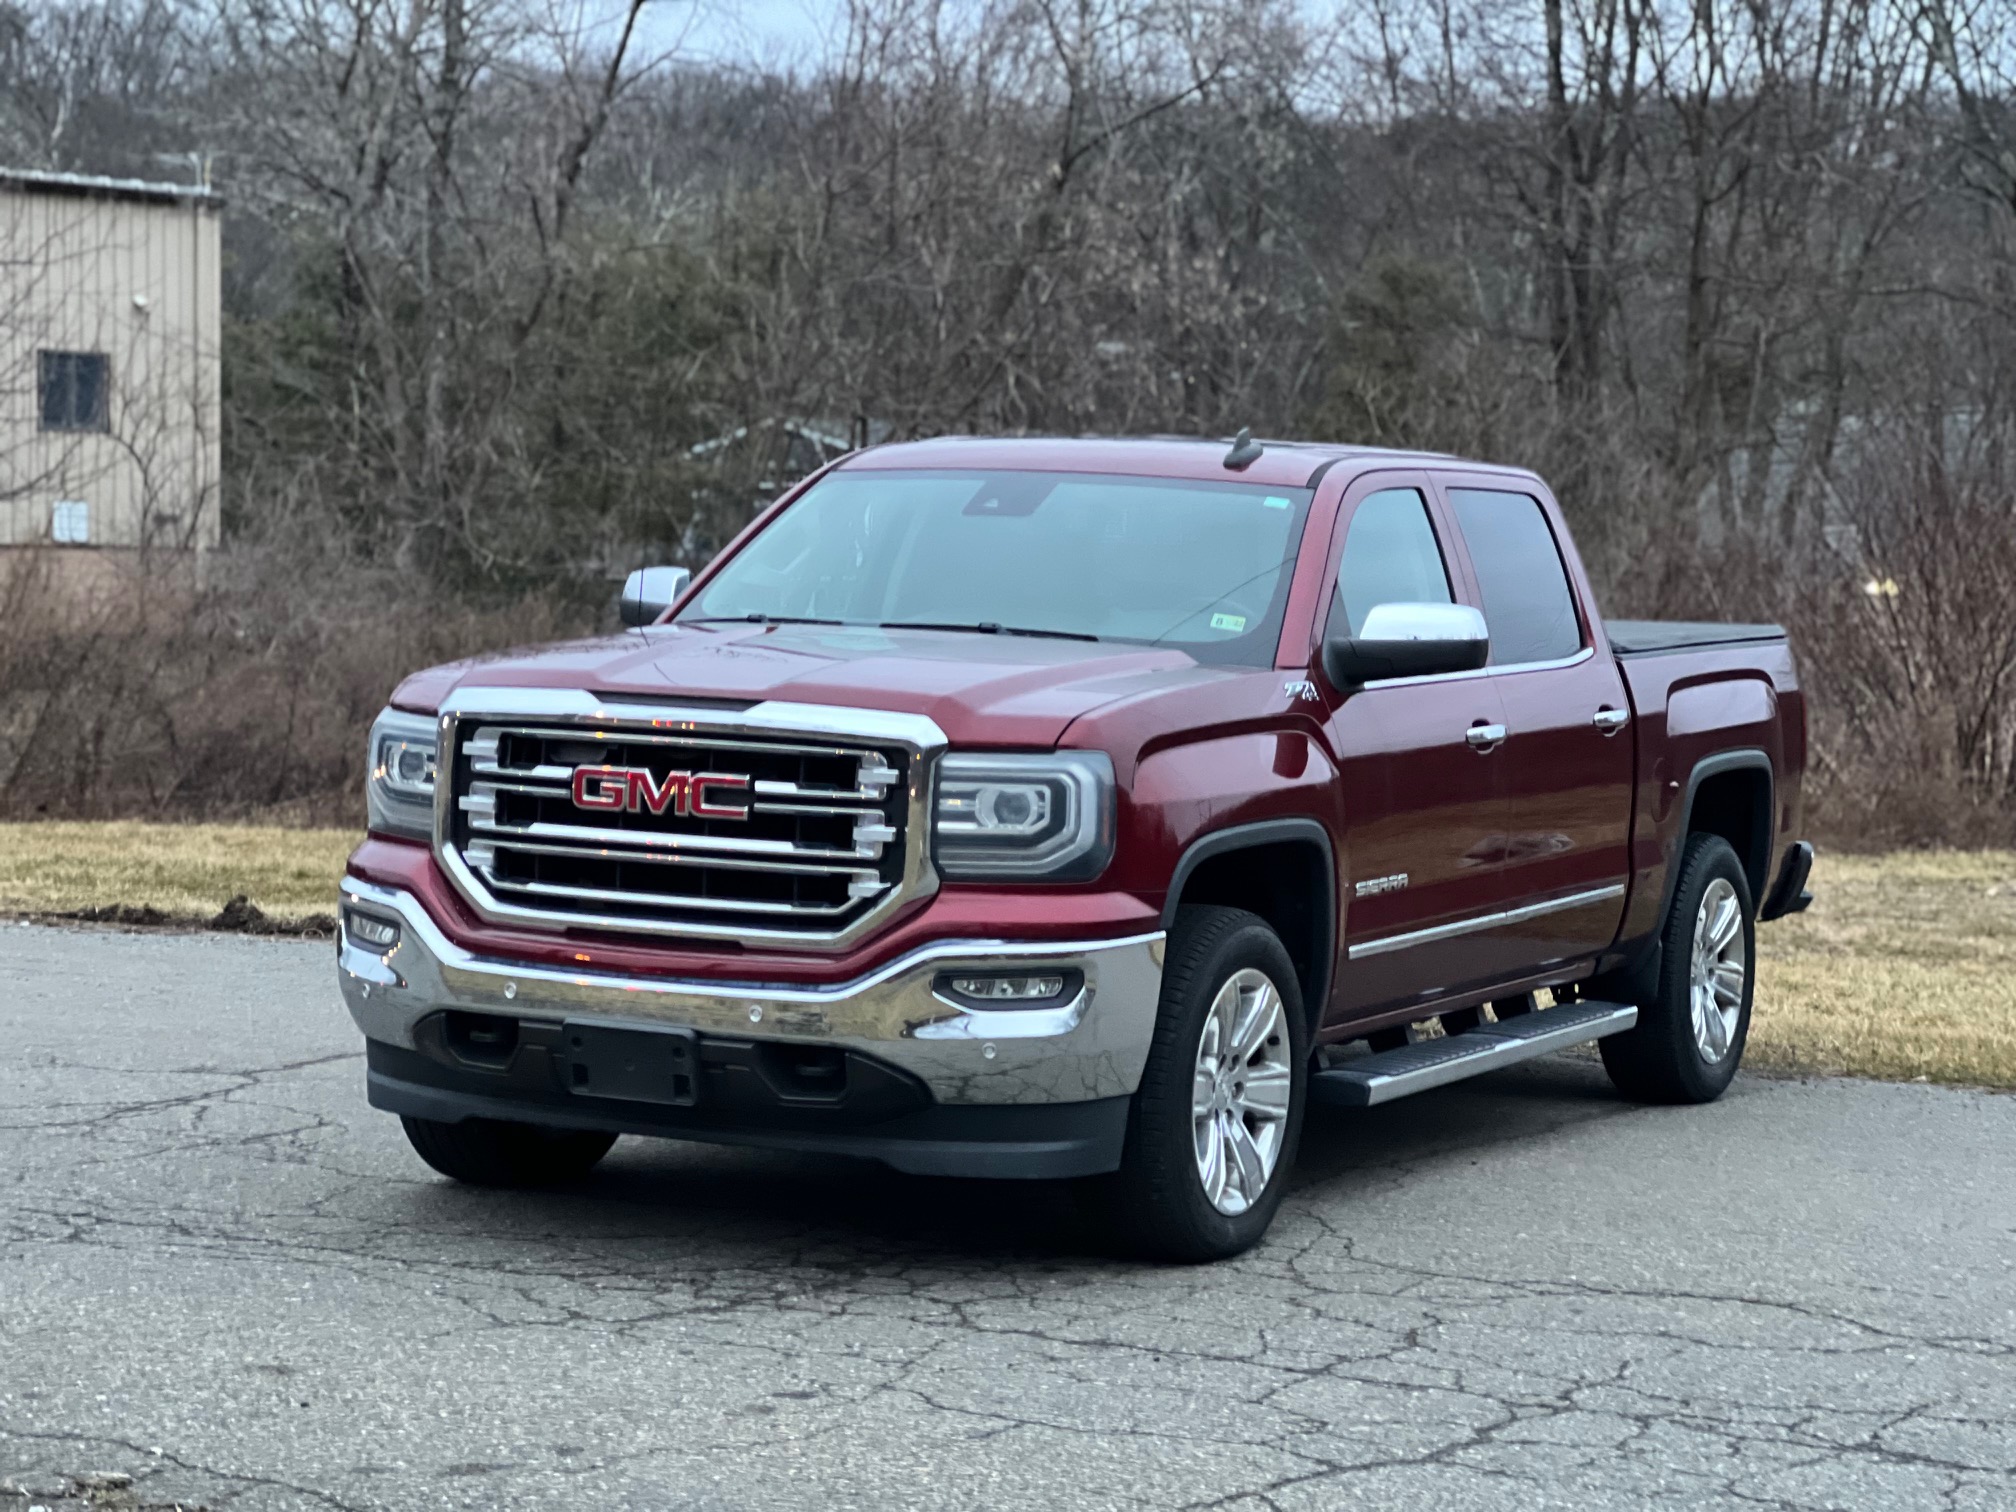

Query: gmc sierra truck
[339,435,1812,1260]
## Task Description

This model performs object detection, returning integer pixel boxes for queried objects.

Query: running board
[1311,1001,1638,1107]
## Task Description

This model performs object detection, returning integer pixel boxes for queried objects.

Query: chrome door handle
[1466,722,1507,753]
[1592,707,1629,735]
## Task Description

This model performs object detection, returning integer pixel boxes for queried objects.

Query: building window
[52,500,91,544]
[39,350,110,432]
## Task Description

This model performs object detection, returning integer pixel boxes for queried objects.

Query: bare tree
[1,0,2015,837]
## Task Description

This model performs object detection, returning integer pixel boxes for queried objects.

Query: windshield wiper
[878,621,1101,643]
[683,613,847,627]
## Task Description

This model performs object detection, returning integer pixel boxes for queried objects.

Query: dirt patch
[17,897,337,939]
[0,1472,205,1511]
[206,893,339,935]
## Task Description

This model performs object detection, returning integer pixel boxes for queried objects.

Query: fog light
[946,973,1066,1002]
[345,910,400,949]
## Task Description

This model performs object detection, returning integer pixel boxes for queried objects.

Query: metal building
[1,167,221,576]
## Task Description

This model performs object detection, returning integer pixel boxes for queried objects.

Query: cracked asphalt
[3,925,2013,1511]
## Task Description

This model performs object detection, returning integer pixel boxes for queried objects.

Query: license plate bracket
[557,1020,699,1106]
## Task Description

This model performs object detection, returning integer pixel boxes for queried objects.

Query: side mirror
[1322,602,1489,688]
[619,565,691,628]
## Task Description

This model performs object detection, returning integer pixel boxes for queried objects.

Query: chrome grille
[443,713,923,944]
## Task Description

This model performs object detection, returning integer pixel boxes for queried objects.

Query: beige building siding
[1,173,221,553]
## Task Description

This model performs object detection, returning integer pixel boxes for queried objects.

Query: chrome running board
[1312,1001,1638,1107]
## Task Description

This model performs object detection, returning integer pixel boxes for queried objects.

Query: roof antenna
[1223,427,1264,470]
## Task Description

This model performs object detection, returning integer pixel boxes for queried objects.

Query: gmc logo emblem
[570,766,752,821]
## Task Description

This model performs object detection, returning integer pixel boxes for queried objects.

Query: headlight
[933,751,1114,881]
[366,707,439,841]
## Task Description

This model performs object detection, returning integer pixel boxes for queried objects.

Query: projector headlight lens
[932,751,1114,881]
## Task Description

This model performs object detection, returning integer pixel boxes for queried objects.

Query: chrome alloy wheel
[1690,877,1748,1063]
[1191,968,1294,1216]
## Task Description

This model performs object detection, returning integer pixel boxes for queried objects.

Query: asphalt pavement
[2,923,2012,1511]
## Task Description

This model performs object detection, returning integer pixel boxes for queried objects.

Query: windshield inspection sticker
[1263,496,1291,509]
[1210,613,1248,632]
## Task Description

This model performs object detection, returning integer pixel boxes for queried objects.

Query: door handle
[1466,722,1507,753]
[1592,706,1629,735]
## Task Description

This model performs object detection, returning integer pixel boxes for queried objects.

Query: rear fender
[1609,749,1773,991]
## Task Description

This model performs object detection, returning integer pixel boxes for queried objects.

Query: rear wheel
[1110,906,1308,1262]
[402,1116,617,1187]
[1600,833,1755,1103]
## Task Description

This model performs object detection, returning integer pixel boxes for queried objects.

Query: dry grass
[1750,850,2016,1090]
[0,822,358,922]
[0,826,2009,1088]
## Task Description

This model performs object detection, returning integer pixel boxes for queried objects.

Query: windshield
[679,469,1314,667]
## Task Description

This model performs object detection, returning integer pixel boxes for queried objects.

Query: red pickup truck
[339,436,1811,1259]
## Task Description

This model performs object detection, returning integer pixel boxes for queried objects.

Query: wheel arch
[1161,819,1336,1031]
[1676,751,1775,913]
[1602,751,1776,1007]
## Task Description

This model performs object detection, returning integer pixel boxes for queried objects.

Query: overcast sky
[627,0,851,68]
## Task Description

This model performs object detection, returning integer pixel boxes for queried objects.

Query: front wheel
[1600,833,1755,1103]
[1109,906,1308,1262]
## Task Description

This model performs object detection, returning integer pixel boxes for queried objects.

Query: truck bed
[1609,625,1805,949]
[1607,620,1787,656]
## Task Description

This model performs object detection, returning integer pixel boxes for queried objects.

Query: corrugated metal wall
[0,184,221,551]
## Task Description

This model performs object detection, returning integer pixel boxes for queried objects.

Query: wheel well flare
[1166,829,1333,1023]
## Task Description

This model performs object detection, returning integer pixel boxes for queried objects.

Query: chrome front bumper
[337,875,1166,1107]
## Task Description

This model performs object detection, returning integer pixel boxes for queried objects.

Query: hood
[391,621,1233,747]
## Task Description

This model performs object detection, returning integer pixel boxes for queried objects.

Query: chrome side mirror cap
[619,565,692,628]
[1322,602,1489,687]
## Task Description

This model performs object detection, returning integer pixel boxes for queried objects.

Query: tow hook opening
[758,1042,849,1101]
[443,1010,520,1069]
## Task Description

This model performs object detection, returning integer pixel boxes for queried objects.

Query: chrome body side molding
[1348,883,1628,960]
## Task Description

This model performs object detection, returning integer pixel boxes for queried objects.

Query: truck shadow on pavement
[381,1055,1661,1266]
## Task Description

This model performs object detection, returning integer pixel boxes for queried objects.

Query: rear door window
[1326,488,1453,638]
[1446,489,1583,665]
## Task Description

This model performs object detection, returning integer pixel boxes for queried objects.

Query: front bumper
[337,875,1165,1176]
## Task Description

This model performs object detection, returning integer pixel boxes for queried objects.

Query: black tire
[1600,833,1755,1104]
[1109,906,1309,1262]
[401,1116,618,1187]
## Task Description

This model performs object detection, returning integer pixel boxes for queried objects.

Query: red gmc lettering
[629,770,688,816]
[569,767,628,811]
[568,766,749,820]
[690,772,751,820]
